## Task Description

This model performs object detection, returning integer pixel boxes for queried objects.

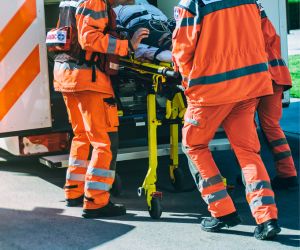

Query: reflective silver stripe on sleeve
[200,174,224,190]
[203,189,228,204]
[107,37,117,54]
[246,181,272,194]
[250,196,275,211]
[69,158,89,168]
[76,7,107,20]
[54,61,94,70]
[85,181,111,191]
[66,172,86,181]
[60,0,84,8]
[185,118,199,126]
[86,167,115,178]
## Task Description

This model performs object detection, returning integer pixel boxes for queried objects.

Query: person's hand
[130,28,150,51]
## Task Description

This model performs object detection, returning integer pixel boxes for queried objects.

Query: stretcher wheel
[148,197,162,219]
[171,167,184,191]
[111,173,122,197]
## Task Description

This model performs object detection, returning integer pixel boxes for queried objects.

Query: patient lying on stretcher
[113,0,174,63]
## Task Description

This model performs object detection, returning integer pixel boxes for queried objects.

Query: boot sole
[200,218,242,232]
[255,227,281,240]
[200,221,224,232]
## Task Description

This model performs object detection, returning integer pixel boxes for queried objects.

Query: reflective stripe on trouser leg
[65,158,89,198]
[182,104,237,218]
[182,145,234,218]
[84,130,116,209]
[62,93,90,200]
[243,178,276,222]
[75,91,120,210]
[257,85,296,177]
[223,98,278,224]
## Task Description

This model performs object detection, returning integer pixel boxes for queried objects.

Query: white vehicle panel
[0,0,51,134]
[0,136,20,155]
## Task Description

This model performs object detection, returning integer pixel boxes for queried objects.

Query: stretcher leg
[138,93,162,219]
[169,93,186,190]
[169,99,181,190]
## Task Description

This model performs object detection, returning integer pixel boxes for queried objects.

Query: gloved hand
[130,28,150,51]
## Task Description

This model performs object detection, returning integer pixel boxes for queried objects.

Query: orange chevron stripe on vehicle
[0,46,40,121]
[0,0,37,62]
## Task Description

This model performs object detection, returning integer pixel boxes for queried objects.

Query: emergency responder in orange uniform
[172,0,280,240]
[258,2,298,190]
[53,0,149,218]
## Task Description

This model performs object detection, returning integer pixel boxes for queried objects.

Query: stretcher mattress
[135,44,172,63]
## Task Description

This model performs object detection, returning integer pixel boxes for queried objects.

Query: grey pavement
[0,101,299,250]
[288,29,300,56]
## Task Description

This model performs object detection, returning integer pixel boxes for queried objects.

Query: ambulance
[0,0,291,166]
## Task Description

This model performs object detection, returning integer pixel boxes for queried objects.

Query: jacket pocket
[182,107,207,147]
[184,107,206,129]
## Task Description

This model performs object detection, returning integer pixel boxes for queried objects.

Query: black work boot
[271,176,299,190]
[66,195,84,207]
[254,219,281,240]
[200,212,242,232]
[82,201,126,218]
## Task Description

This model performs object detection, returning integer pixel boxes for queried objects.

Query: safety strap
[153,47,165,64]
[82,0,112,81]
[123,10,149,28]
[153,37,172,64]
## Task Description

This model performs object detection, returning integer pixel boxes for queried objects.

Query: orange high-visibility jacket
[54,0,128,94]
[172,0,273,106]
[259,3,292,89]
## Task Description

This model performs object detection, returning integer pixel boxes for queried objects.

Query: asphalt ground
[0,100,299,250]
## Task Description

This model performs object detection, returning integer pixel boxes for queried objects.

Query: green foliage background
[289,55,300,98]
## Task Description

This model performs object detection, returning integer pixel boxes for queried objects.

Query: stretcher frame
[119,57,186,219]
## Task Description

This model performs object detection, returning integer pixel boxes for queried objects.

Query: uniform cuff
[116,39,129,57]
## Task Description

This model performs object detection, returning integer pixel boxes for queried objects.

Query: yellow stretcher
[119,57,186,219]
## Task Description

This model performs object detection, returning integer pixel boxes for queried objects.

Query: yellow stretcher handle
[165,100,172,119]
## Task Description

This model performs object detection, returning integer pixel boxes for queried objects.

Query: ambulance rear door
[0,0,52,137]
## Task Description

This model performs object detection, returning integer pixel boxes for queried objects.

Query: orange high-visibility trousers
[63,91,119,210]
[257,84,297,178]
[182,98,278,224]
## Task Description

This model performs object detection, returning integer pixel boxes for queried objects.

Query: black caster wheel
[171,167,184,191]
[111,173,122,197]
[148,197,162,219]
